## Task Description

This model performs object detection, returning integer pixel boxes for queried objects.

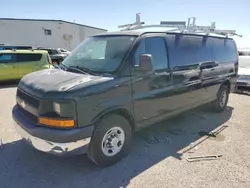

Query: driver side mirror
[135,54,153,72]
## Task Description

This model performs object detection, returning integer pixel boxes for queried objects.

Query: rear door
[17,53,43,77]
[166,35,213,105]
[204,38,238,98]
[0,53,19,81]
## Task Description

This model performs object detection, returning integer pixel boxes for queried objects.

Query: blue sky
[1,0,249,48]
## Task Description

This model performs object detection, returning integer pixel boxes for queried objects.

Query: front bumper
[236,77,250,89]
[236,82,250,87]
[12,105,94,156]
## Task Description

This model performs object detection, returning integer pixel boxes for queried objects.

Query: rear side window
[16,46,32,50]
[4,47,12,50]
[166,36,212,69]
[47,50,52,55]
[50,49,58,55]
[1,46,32,50]
[210,38,237,63]
[16,54,42,62]
[134,37,168,70]
[0,54,15,63]
[60,49,67,53]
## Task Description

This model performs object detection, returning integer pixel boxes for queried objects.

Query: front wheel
[211,85,229,112]
[87,114,133,166]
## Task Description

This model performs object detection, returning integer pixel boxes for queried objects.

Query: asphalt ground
[0,84,250,188]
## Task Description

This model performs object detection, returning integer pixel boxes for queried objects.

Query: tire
[210,85,229,112]
[87,114,133,166]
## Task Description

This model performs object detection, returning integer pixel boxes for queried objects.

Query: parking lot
[0,85,250,188]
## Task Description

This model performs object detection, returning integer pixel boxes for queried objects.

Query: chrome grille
[17,105,38,124]
[16,89,39,108]
[16,89,40,123]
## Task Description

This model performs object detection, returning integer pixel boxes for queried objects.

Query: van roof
[93,31,235,40]
[0,49,48,54]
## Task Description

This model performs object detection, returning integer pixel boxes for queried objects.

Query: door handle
[199,61,218,70]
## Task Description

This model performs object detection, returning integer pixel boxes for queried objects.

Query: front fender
[91,105,135,126]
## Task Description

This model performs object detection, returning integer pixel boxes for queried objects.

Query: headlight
[53,102,61,114]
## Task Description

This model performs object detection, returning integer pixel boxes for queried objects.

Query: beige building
[0,18,107,50]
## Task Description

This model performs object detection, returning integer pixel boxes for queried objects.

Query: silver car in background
[236,53,250,91]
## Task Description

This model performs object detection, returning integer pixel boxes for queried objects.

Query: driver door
[131,36,175,128]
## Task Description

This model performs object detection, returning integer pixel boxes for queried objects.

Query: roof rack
[118,13,242,37]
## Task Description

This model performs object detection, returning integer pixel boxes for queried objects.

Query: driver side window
[134,37,169,70]
[134,40,145,66]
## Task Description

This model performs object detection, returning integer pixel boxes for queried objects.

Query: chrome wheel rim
[101,127,125,157]
[220,91,227,107]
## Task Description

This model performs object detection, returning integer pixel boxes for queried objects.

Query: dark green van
[12,31,238,166]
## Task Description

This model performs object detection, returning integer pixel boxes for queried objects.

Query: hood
[18,69,113,99]
[238,67,250,75]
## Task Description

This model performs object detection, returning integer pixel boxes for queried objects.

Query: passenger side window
[167,36,213,69]
[0,54,15,63]
[211,38,237,63]
[134,37,168,70]
[16,54,42,62]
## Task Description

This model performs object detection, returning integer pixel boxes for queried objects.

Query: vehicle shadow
[0,81,19,89]
[0,106,233,188]
[234,89,250,96]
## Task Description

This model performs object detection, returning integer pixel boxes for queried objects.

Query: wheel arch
[91,106,136,132]
[221,79,231,91]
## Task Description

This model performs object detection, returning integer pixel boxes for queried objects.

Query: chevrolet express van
[12,31,238,166]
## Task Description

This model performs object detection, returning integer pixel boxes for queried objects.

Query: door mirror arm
[134,54,154,72]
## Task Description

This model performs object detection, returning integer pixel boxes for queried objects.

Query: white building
[0,18,107,51]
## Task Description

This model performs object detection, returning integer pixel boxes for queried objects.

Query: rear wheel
[211,85,229,112]
[87,114,133,166]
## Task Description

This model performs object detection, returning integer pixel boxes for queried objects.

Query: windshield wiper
[67,65,97,75]
[59,63,67,70]
[52,63,67,70]
[52,63,61,69]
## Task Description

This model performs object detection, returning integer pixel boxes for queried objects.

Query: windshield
[61,35,136,74]
[239,57,250,68]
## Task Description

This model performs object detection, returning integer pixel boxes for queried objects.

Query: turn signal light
[38,117,75,128]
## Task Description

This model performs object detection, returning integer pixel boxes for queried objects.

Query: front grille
[16,89,40,124]
[237,82,248,86]
[17,89,39,108]
[17,105,38,124]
